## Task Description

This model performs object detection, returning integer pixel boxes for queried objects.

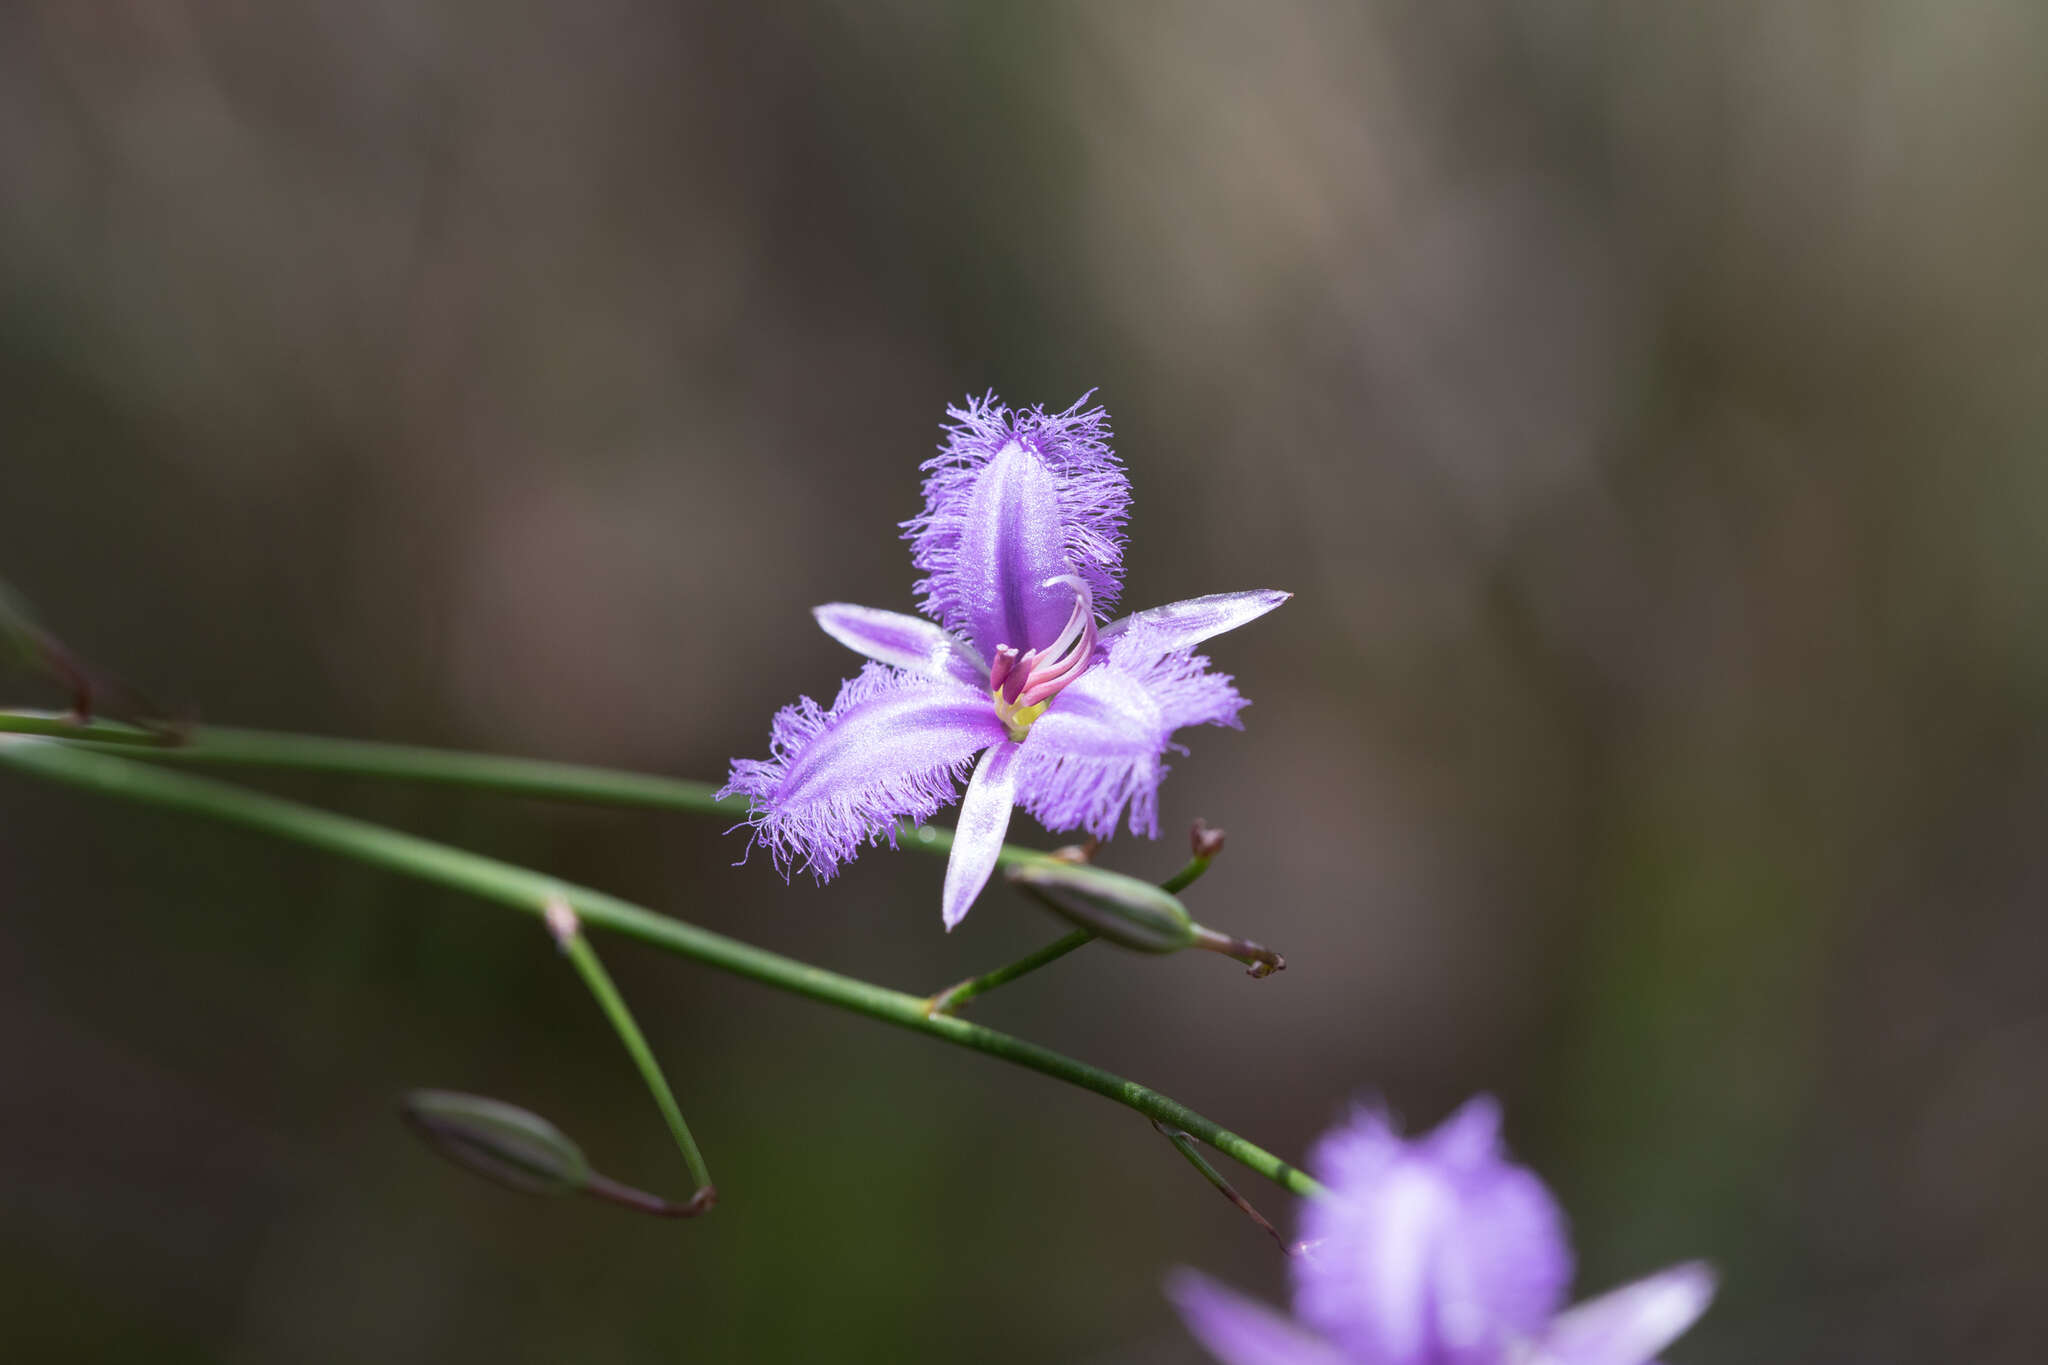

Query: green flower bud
[1007,859,1198,953]
[401,1090,591,1197]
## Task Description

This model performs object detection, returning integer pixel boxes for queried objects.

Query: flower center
[988,575,1099,742]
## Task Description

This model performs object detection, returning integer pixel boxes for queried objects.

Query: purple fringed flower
[718,392,1289,928]
[1168,1097,1716,1365]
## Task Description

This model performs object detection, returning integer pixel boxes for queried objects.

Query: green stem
[0,712,173,746]
[545,900,715,1197]
[0,711,1051,874]
[0,711,736,809]
[0,736,1322,1201]
[1159,854,1214,895]
[927,929,1095,1016]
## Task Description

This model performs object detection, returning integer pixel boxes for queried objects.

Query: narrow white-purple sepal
[1531,1262,1717,1365]
[941,741,1023,929]
[1166,1270,1353,1365]
[1098,589,1291,653]
[813,603,985,686]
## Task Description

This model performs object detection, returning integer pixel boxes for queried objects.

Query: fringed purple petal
[1014,620,1246,841]
[717,664,1004,881]
[905,393,1128,659]
[940,740,1023,929]
[813,602,986,688]
[1294,1097,1573,1365]
[1099,589,1293,653]
[1532,1263,1717,1365]
[1166,1270,1353,1365]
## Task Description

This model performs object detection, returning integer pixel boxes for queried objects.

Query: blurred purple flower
[718,393,1288,927]
[1169,1097,1716,1365]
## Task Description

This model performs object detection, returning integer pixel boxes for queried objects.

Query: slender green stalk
[0,711,735,810]
[0,712,173,746]
[544,899,714,1198]
[0,711,1051,874]
[1159,854,1214,895]
[926,929,1095,1016]
[0,736,1321,1200]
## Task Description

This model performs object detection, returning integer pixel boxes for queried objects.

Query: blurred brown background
[3,3,2046,1361]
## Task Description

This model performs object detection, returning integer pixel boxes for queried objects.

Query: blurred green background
[3,3,2046,1361]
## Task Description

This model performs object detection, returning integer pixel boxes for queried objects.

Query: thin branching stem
[0,711,1053,874]
[544,898,715,1202]
[926,929,1096,1016]
[0,735,1323,1201]
[1159,854,1214,895]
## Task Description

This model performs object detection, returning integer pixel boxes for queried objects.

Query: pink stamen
[986,575,1102,715]
[989,644,1022,698]
[1037,575,1094,663]
[1015,615,1097,707]
[1001,653,1032,705]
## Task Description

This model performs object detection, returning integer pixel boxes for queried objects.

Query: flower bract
[718,392,1288,927]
